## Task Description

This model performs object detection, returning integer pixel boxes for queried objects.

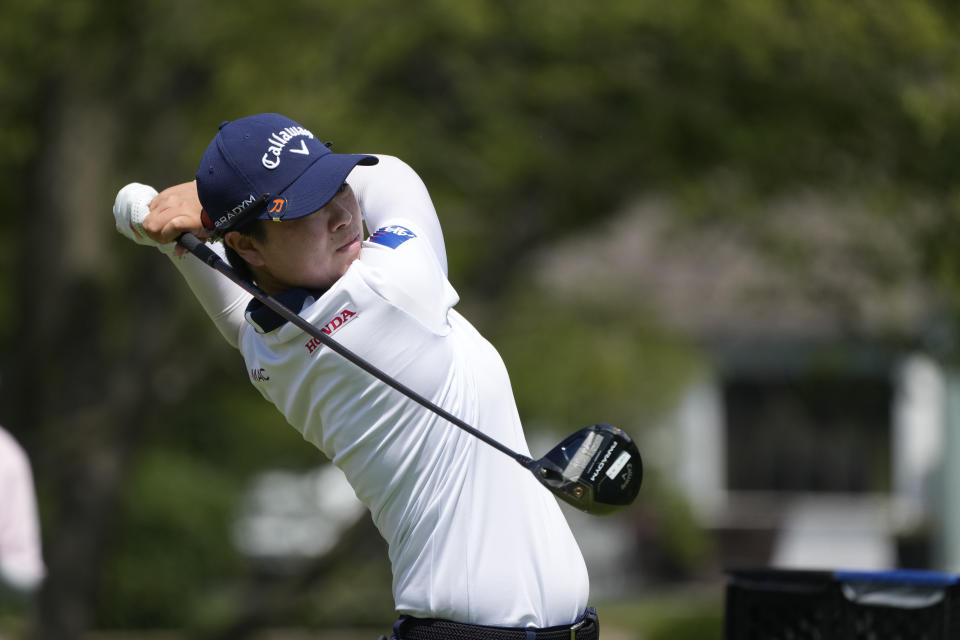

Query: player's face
[245,183,363,295]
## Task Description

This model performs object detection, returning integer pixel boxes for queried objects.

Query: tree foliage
[2,0,960,635]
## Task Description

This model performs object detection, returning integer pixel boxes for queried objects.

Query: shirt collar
[244,287,325,333]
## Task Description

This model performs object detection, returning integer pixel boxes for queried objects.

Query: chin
[316,259,358,290]
[343,245,363,267]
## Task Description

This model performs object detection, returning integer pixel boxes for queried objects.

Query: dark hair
[224,218,266,284]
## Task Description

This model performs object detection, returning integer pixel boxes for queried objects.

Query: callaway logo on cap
[195,113,378,236]
[262,124,314,169]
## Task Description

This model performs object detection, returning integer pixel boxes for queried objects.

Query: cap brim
[261,153,378,221]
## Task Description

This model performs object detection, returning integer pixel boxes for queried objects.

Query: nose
[327,200,352,231]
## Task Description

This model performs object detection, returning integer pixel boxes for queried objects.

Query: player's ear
[224,230,266,267]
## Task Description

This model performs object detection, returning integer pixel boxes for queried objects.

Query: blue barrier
[833,569,960,587]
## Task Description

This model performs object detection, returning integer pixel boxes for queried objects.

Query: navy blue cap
[195,113,377,235]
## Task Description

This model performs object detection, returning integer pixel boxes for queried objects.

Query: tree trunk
[6,90,173,640]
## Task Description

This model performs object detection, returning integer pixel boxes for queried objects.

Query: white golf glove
[113,182,161,247]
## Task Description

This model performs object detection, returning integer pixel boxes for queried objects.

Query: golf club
[177,232,642,515]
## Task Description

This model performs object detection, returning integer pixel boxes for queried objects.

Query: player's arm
[348,155,449,275]
[113,182,249,349]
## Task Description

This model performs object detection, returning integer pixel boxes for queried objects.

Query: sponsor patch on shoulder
[369,225,416,248]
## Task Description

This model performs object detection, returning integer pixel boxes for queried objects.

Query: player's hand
[144,181,211,254]
[114,181,211,255]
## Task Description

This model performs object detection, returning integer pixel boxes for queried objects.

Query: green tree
[2,0,960,636]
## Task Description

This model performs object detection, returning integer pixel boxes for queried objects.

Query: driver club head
[529,424,642,515]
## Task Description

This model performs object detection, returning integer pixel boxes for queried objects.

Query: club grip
[177,233,221,267]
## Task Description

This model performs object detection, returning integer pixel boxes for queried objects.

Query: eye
[337,182,347,194]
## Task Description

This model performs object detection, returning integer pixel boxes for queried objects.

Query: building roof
[530,192,942,347]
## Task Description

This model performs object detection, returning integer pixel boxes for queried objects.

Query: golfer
[114,113,597,639]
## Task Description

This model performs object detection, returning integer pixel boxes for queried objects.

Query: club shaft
[177,232,533,467]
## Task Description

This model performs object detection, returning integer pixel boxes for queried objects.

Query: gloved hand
[113,182,161,247]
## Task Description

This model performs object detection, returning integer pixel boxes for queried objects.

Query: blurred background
[2,0,960,638]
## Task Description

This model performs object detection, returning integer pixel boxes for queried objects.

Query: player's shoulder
[367,222,420,250]
[362,219,440,275]
[358,220,456,320]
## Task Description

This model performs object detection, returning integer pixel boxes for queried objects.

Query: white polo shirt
[0,427,45,592]
[166,155,589,626]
